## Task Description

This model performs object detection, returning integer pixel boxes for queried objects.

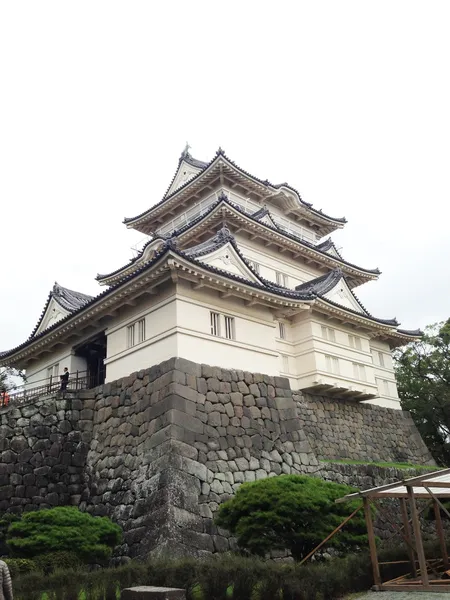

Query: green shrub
[215,475,367,561]
[3,557,37,577]
[34,551,83,574]
[6,506,122,565]
[0,512,20,556]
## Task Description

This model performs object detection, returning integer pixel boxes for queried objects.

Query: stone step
[121,587,186,600]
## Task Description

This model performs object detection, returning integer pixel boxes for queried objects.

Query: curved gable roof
[30,283,93,339]
[124,148,346,229]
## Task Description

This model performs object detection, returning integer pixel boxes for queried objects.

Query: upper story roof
[1,230,419,368]
[98,193,379,288]
[123,148,347,237]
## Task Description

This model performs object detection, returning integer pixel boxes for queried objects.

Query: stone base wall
[297,394,433,465]
[0,357,434,558]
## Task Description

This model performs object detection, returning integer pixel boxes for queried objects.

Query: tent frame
[337,467,450,592]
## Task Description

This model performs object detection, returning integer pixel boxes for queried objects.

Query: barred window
[127,318,145,348]
[278,321,286,339]
[210,312,220,337]
[349,334,362,350]
[224,316,235,340]
[321,326,336,342]
[353,362,366,381]
[325,355,340,375]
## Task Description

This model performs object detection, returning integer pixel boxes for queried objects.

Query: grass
[320,459,439,471]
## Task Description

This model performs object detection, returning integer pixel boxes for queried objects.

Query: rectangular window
[127,324,135,348]
[210,312,220,337]
[137,318,146,344]
[251,261,260,274]
[224,316,235,340]
[378,352,385,368]
[325,355,340,374]
[321,326,335,342]
[282,354,289,373]
[278,321,286,339]
[47,367,53,380]
[53,364,59,378]
[276,271,288,287]
[353,362,366,381]
[349,335,362,350]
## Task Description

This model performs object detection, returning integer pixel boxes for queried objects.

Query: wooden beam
[400,498,417,577]
[433,499,449,569]
[363,498,381,586]
[407,485,429,587]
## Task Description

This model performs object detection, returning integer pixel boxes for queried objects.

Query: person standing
[0,559,13,600]
[60,367,69,392]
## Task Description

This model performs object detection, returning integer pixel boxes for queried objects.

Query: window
[127,318,145,348]
[381,379,389,396]
[224,316,235,340]
[251,261,260,274]
[278,321,286,339]
[276,271,288,287]
[210,312,235,340]
[325,355,340,374]
[349,335,362,350]
[353,362,366,381]
[281,354,289,373]
[137,319,145,344]
[321,326,336,342]
[210,312,220,337]
[378,352,385,368]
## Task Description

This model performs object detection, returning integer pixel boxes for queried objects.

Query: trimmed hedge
[7,548,431,600]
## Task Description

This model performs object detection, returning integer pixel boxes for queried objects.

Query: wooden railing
[0,369,104,408]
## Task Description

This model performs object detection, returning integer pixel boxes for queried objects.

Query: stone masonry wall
[0,357,434,559]
[297,393,433,465]
[0,394,93,513]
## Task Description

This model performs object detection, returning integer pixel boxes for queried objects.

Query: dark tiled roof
[106,193,380,286]
[162,149,210,200]
[170,194,379,275]
[295,269,344,295]
[29,283,93,339]
[1,232,412,362]
[124,148,346,227]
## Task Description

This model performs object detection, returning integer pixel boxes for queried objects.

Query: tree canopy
[215,474,367,561]
[394,319,450,465]
[7,506,122,565]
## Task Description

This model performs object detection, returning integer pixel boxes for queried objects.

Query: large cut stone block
[121,586,186,599]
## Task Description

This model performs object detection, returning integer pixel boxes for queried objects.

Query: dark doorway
[74,333,107,388]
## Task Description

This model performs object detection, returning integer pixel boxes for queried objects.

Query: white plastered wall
[235,234,324,288]
[25,348,87,389]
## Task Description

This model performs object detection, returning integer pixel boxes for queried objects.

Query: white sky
[1,1,449,352]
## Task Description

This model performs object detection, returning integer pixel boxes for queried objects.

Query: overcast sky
[1,1,449,351]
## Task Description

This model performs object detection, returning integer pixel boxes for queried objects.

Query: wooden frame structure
[337,468,450,592]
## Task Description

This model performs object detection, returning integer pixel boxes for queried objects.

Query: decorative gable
[166,159,204,197]
[196,242,261,283]
[323,277,367,315]
[35,297,70,336]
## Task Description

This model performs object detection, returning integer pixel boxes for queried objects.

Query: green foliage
[215,475,367,561]
[10,546,439,600]
[34,551,83,574]
[3,557,37,577]
[0,512,21,556]
[394,319,450,465]
[6,506,122,565]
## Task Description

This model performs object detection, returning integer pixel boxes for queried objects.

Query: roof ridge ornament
[180,142,191,160]
[217,190,229,202]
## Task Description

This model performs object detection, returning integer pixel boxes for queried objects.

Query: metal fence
[0,369,104,408]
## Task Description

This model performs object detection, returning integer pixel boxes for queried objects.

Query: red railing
[0,369,104,408]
